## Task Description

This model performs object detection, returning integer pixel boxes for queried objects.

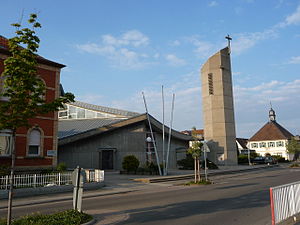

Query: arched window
[28,129,41,156]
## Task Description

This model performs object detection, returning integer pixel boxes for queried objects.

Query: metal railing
[0,169,104,190]
[270,181,300,225]
[85,169,104,183]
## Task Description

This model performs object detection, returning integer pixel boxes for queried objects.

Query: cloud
[234,79,300,105]
[230,4,300,54]
[285,5,300,26]
[234,79,300,137]
[102,30,149,47]
[232,29,278,55]
[77,94,104,105]
[208,1,218,7]
[169,40,181,46]
[187,37,217,58]
[109,71,203,131]
[76,30,152,69]
[165,54,186,66]
[288,56,300,64]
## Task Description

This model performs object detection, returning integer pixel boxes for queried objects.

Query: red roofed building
[0,35,65,171]
[247,108,294,160]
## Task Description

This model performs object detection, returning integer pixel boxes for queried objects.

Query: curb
[0,189,134,210]
[82,218,97,225]
[134,164,279,183]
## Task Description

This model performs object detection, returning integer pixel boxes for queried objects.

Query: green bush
[271,155,288,163]
[202,159,218,169]
[0,210,92,225]
[238,152,259,164]
[56,162,67,172]
[122,155,140,172]
[177,155,218,170]
[177,154,194,170]
[0,218,5,225]
[238,155,249,164]
[290,163,300,168]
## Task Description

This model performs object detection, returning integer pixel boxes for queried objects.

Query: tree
[0,14,74,225]
[188,127,203,183]
[287,137,300,161]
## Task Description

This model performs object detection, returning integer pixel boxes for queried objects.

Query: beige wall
[201,47,237,165]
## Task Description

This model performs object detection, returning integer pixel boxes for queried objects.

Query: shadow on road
[93,189,270,224]
[215,183,259,190]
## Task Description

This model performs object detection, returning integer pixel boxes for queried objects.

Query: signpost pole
[204,150,208,181]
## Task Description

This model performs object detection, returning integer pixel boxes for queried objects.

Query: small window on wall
[268,142,275,147]
[251,143,258,148]
[28,129,41,156]
[208,73,214,95]
[276,141,284,147]
[259,142,266,148]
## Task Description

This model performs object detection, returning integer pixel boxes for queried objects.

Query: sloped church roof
[249,108,294,141]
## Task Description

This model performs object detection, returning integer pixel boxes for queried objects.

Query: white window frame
[27,128,44,157]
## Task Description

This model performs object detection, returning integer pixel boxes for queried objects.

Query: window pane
[0,136,11,155]
[29,130,41,145]
[28,145,39,155]
[77,108,85,119]
[59,111,67,118]
[276,141,283,147]
[68,105,76,114]
[28,129,41,155]
[86,110,96,118]
[268,142,275,147]
[259,142,266,148]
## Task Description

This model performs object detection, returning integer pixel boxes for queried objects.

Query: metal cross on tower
[225,34,232,55]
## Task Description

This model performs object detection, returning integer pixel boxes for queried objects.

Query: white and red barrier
[270,181,300,225]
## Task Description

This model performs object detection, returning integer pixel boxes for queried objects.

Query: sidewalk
[0,164,279,210]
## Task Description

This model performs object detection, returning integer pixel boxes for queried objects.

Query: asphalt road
[1,166,300,225]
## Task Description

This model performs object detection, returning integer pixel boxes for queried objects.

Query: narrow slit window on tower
[208,73,214,95]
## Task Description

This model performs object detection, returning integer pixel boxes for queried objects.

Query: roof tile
[249,121,294,141]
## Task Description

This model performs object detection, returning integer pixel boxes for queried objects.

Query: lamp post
[146,137,152,163]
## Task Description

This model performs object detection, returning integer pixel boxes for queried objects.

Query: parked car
[253,157,266,164]
[253,156,277,165]
[265,156,278,164]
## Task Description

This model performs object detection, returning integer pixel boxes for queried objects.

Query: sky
[1,0,300,138]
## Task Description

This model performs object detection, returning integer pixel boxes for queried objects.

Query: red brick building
[0,35,64,171]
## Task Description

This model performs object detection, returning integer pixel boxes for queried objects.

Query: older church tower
[201,46,237,165]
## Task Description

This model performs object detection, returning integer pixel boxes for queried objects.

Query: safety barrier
[270,181,300,225]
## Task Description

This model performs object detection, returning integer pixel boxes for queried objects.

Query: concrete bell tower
[201,45,237,166]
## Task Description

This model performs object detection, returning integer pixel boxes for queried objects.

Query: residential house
[236,138,256,155]
[181,129,204,147]
[0,35,64,171]
[247,108,294,160]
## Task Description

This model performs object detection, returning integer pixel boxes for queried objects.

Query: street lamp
[146,137,152,163]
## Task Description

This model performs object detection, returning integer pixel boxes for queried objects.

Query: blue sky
[2,0,300,138]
